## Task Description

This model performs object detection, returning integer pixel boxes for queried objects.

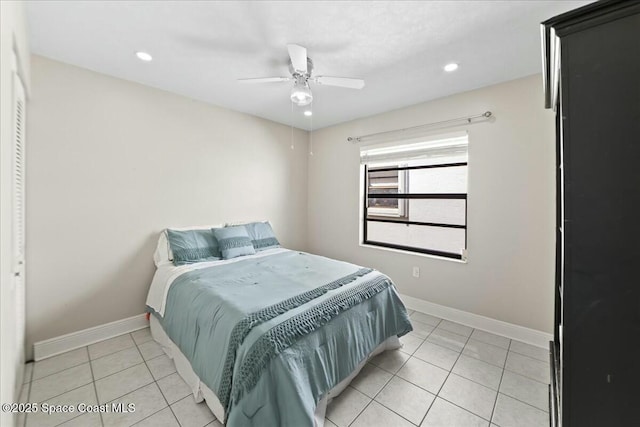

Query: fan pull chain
[309,103,314,156]
[290,101,295,150]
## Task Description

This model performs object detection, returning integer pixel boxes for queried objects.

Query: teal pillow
[244,222,280,251]
[213,226,256,259]
[167,229,220,266]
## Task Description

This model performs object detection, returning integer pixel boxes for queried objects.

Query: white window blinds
[360,135,468,165]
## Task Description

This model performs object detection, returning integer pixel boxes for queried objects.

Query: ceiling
[26,1,590,131]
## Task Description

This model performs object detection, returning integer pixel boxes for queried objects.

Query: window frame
[362,162,468,260]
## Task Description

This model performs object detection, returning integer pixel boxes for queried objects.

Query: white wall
[308,74,555,333]
[26,56,309,359]
[1,1,31,424]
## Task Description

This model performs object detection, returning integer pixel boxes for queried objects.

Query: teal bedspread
[153,250,412,426]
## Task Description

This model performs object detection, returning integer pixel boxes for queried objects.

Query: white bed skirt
[150,315,401,426]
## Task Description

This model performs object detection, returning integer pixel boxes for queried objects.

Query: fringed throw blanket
[155,250,413,427]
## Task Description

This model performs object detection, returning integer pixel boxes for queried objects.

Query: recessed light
[136,51,153,62]
[304,110,312,117]
[444,63,459,72]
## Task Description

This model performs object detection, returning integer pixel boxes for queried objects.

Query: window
[367,167,408,218]
[360,134,468,260]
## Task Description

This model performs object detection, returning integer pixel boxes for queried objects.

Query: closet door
[11,52,26,367]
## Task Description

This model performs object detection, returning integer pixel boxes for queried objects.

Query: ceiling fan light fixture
[304,110,312,117]
[290,80,313,106]
[238,44,364,108]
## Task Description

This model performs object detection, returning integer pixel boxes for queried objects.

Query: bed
[145,225,412,426]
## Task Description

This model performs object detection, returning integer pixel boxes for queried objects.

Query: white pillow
[225,219,269,227]
[153,224,224,266]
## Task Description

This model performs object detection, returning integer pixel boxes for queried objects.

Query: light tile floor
[18,310,550,427]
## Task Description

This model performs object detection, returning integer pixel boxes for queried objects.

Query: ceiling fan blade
[313,76,365,89]
[237,77,291,84]
[287,44,308,73]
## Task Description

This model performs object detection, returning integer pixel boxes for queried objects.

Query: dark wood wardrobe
[542,1,640,426]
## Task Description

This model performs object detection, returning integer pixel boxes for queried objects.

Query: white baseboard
[33,297,551,360]
[33,314,149,361]
[399,293,553,349]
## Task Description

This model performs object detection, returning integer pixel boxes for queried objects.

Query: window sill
[359,243,468,264]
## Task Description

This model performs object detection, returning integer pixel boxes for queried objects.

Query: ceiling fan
[238,44,365,106]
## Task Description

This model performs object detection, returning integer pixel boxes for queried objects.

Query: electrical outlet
[412,267,420,278]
